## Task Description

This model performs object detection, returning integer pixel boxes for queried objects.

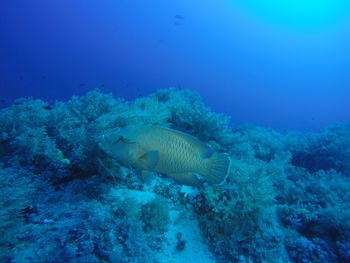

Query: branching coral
[0,168,37,260]
[192,158,285,262]
[0,88,349,263]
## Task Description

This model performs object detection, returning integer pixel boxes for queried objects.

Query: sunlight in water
[231,0,350,31]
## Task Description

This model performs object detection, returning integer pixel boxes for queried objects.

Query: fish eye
[114,136,123,144]
[120,136,135,144]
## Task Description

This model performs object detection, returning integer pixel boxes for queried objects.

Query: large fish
[99,125,230,186]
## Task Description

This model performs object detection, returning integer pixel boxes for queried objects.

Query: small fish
[99,125,230,186]
[175,14,184,20]
[43,105,53,110]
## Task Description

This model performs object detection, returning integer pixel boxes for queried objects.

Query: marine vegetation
[0,88,349,263]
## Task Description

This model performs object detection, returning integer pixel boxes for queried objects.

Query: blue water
[1,1,350,263]
[1,0,349,131]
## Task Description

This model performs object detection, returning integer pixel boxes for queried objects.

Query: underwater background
[0,1,350,263]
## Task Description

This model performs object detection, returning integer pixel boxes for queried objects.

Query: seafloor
[0,88,349,263]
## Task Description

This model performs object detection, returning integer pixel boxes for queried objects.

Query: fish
[43,105,53,110]
[174,14,184,20]
[99,125,230,186]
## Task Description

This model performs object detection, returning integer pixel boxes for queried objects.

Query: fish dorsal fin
[138,150,159,170]
[151,126,213,158]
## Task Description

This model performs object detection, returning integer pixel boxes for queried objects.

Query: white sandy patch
[107,187,216,263]
[155,200,216,263]
[108,187,157,204]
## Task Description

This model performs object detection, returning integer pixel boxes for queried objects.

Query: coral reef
[0,88,349,262]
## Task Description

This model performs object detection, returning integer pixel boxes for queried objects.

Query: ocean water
[0,1,350,263]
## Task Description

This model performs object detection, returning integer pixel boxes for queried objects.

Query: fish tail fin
[200,153,230,185]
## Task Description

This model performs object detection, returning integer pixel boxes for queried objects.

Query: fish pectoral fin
[141,170,155,184]
[139,150,159,170]
[166,172,202,187]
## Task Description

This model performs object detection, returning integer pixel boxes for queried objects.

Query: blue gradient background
[1,0,349,131]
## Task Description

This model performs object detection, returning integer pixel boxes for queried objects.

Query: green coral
[0,88,233,177]
[194,158,285,262]
[0,168,37,259]
[0,88,349,262]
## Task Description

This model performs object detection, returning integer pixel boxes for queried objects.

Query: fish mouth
[98,135,105,148]
[98,134,110,154]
